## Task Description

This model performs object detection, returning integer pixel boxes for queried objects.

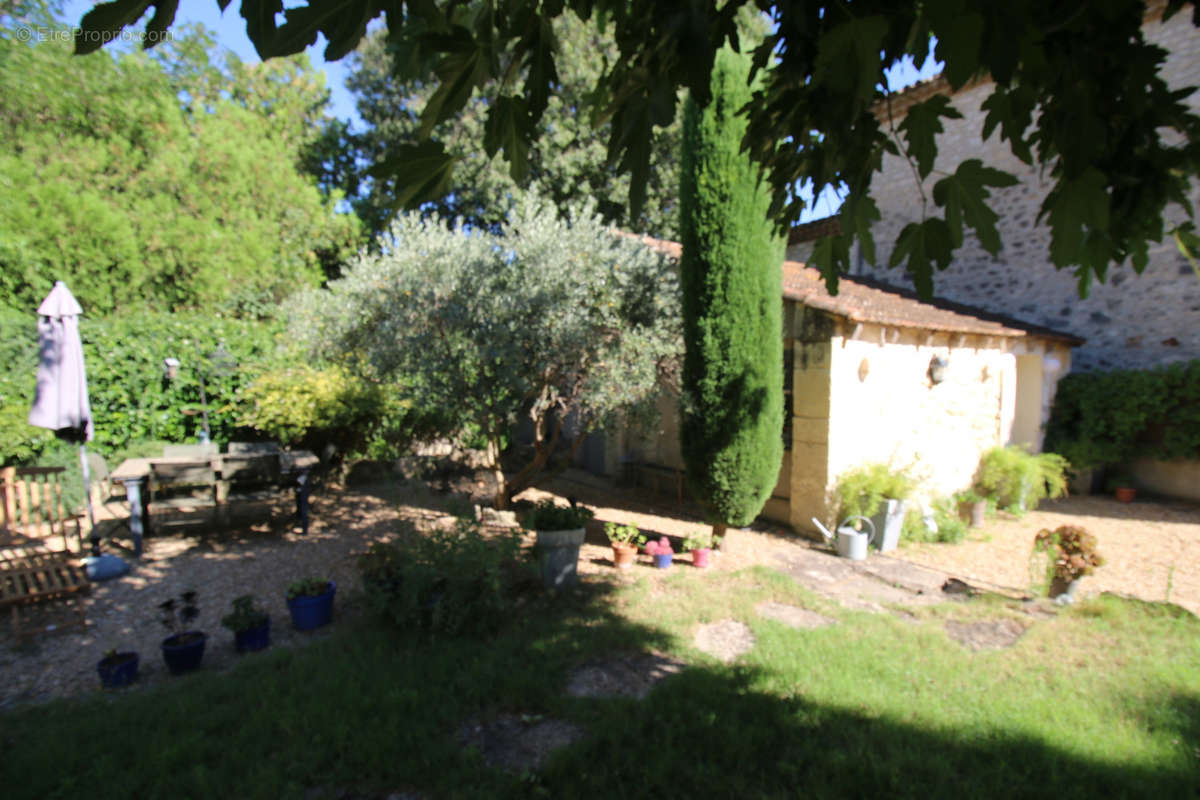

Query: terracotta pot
[691,548,711,568]
[1115,487,1136,503]
[611,542,637,569]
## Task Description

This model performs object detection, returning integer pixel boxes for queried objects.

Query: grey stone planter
[869,498,907,553]
[536,527,586,590]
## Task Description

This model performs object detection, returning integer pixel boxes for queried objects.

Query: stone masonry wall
[789,11,1200,372]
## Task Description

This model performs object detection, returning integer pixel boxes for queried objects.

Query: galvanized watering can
[811,515,876,561]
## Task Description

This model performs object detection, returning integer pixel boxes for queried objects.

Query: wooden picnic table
[110,450,318,557]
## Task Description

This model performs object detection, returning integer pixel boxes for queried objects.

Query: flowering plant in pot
[644,537,674,569]
[604,521,645,569]
[683,530,721,568]
[286,577,336,630]
[1104,473,1137,503]
[221,594,271,652]
[97,648,139,689]
[524,499,595,589]
[159,590,206,675]
[1032,525,1105,600]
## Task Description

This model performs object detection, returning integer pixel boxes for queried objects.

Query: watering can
[811,515,876,561]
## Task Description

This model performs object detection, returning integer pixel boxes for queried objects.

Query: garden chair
[227,441,282,454]
[148,460,217,532]
[1,465,82,552]
[162,442,219,458]
[0,467,90,639]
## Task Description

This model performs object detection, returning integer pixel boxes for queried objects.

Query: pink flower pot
[691,548,711,568]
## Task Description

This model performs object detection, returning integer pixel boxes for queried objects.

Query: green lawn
[3,566,1197,799]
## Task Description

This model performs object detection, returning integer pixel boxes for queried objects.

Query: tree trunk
[487,436,508,510]
[711,522,728,551]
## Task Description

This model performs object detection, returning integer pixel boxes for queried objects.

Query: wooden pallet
[0,547,89,640]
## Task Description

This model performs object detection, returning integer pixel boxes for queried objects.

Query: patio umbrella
[27,281,98,551]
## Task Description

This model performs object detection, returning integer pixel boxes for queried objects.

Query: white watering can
[811,515,876,561]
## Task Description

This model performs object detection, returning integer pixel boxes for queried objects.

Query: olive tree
[292,198,681,508]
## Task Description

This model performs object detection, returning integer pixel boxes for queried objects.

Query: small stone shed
[596,240,1083,535]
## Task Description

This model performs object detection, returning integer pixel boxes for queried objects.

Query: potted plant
[524,499,594,590]
[286,577,336,630]
[1032,525,1105,600]
[221,594,271,652]
[96,648,139,689]
[604,521,644,569]
[954,489,988,528]
[834,463,916,552]
[1105,472,1137,503]
[975,445,1069,515]
[683,530,721,568]
[159,590,206,675]
[644,536,674,569]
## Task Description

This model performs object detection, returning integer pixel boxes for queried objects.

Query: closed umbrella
[27,281,98,552]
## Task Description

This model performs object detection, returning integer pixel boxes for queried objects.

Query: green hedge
[0,309,282,462]
[1044,360,1200,469]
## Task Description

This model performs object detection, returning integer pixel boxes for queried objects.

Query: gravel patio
[2,472,1197,710]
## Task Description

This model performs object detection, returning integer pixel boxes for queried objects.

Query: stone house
[592,239,1081,534]
[788,3,1199,375]
[784,2,1200,502]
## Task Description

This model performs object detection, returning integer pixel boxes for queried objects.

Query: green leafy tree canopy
[74,0,1200,299]
[344,11,683,239]
[292,195,682,508]
[0,22,360,314]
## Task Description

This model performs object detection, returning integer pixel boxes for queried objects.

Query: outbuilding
[596,240,1084,535]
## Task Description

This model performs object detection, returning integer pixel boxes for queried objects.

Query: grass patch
[2,571,1197,798]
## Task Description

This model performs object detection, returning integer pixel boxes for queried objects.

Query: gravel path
[3,475,1196,710]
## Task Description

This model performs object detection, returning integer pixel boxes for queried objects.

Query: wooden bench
[0,546,89,639]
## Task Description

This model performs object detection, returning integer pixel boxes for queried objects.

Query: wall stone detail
[789,11,1200,373]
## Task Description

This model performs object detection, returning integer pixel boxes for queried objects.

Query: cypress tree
[679,46,785,545]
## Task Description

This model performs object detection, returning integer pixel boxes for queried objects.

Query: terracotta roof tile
[633,234,1084,345]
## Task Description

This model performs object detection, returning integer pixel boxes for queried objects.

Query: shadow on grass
[4,567,1195,800]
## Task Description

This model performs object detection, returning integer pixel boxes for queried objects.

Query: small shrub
[239,364,427,462]
[358,517,530,637]
[975,445,1069,514]
[901,498,968,544]
[834,462,916,521]
[683,529,721,551]
[159,591,200,638]
[220,595,269,634]
[523,499,594,532]
[604,521,644,546]
[286,577,333,600]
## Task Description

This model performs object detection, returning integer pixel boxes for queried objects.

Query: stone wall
[789,11,1200,373]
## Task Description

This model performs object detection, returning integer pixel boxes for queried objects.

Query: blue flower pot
[653,553,673,569]
[97,652,139,688]
[161,632,207,675]
[234,617,271,653]
[287,582,336,630]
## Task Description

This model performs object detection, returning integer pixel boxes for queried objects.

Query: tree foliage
[680,47,784,532]
[292,197,682,508]
[75,0,1200,299]
[0,24,360,315]
[344,11,682,239]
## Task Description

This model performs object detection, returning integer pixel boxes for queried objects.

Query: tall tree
[75,1,1200,299]
[0,25,360,315]
[293,196,681,508]
[680,47,784,546]
[343,11,682,238]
